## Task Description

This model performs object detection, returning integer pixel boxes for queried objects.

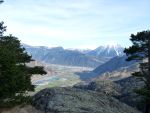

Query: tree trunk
[145,103,150,113]
[148,38,150,88]
[145,38,150,113]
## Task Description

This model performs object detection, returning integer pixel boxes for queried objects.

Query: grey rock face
[32,87,141,113]
[75,76,144,112]
[115,76,145,111]
[74,80,121,96]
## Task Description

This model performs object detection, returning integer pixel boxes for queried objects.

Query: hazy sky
[0,0,150,49]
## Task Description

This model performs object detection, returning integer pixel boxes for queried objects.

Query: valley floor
[31,64,93,92]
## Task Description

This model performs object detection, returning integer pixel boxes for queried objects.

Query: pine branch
[0,0,4,4]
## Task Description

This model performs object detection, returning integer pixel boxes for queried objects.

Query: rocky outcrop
[32,87,141,113]
[75,76,144,112]
[74,80,121,96]
[115,76,145,111]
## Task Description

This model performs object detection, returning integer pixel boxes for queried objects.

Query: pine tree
[0,1,3,4]
[0,23,47,105]
[0,22,6,36]
[124,30,150,113]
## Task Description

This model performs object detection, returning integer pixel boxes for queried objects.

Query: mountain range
[22,44,142,113]
[93,55,136,75]
[23,44,124,68]
[75,55,137,80]
[86,44,124,59]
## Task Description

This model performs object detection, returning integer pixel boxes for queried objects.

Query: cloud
[1,0,150,49]
[75,44,98,50]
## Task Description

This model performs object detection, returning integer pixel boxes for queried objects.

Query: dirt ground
[0,105,45,113]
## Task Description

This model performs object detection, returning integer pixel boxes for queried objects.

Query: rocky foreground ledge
[32,87,141,113]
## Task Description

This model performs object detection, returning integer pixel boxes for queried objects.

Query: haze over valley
[1,0,150,113]
[23,43,137,92]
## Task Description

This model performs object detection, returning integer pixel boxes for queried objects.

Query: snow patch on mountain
[87,44,124,58]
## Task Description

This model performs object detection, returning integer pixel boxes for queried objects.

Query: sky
[0,0,150,49]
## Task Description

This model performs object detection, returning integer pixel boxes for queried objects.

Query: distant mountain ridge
[23,44,103,67]
[76,55,137,80]
[93,55,136,75]
[23,44,124,68]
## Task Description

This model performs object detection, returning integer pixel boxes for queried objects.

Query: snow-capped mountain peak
[87,44,124,58]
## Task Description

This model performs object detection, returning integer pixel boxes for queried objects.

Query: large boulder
[32,87,141,113]
[75,76,144,112]
[74,80,121,96]
[115,76,145,111]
